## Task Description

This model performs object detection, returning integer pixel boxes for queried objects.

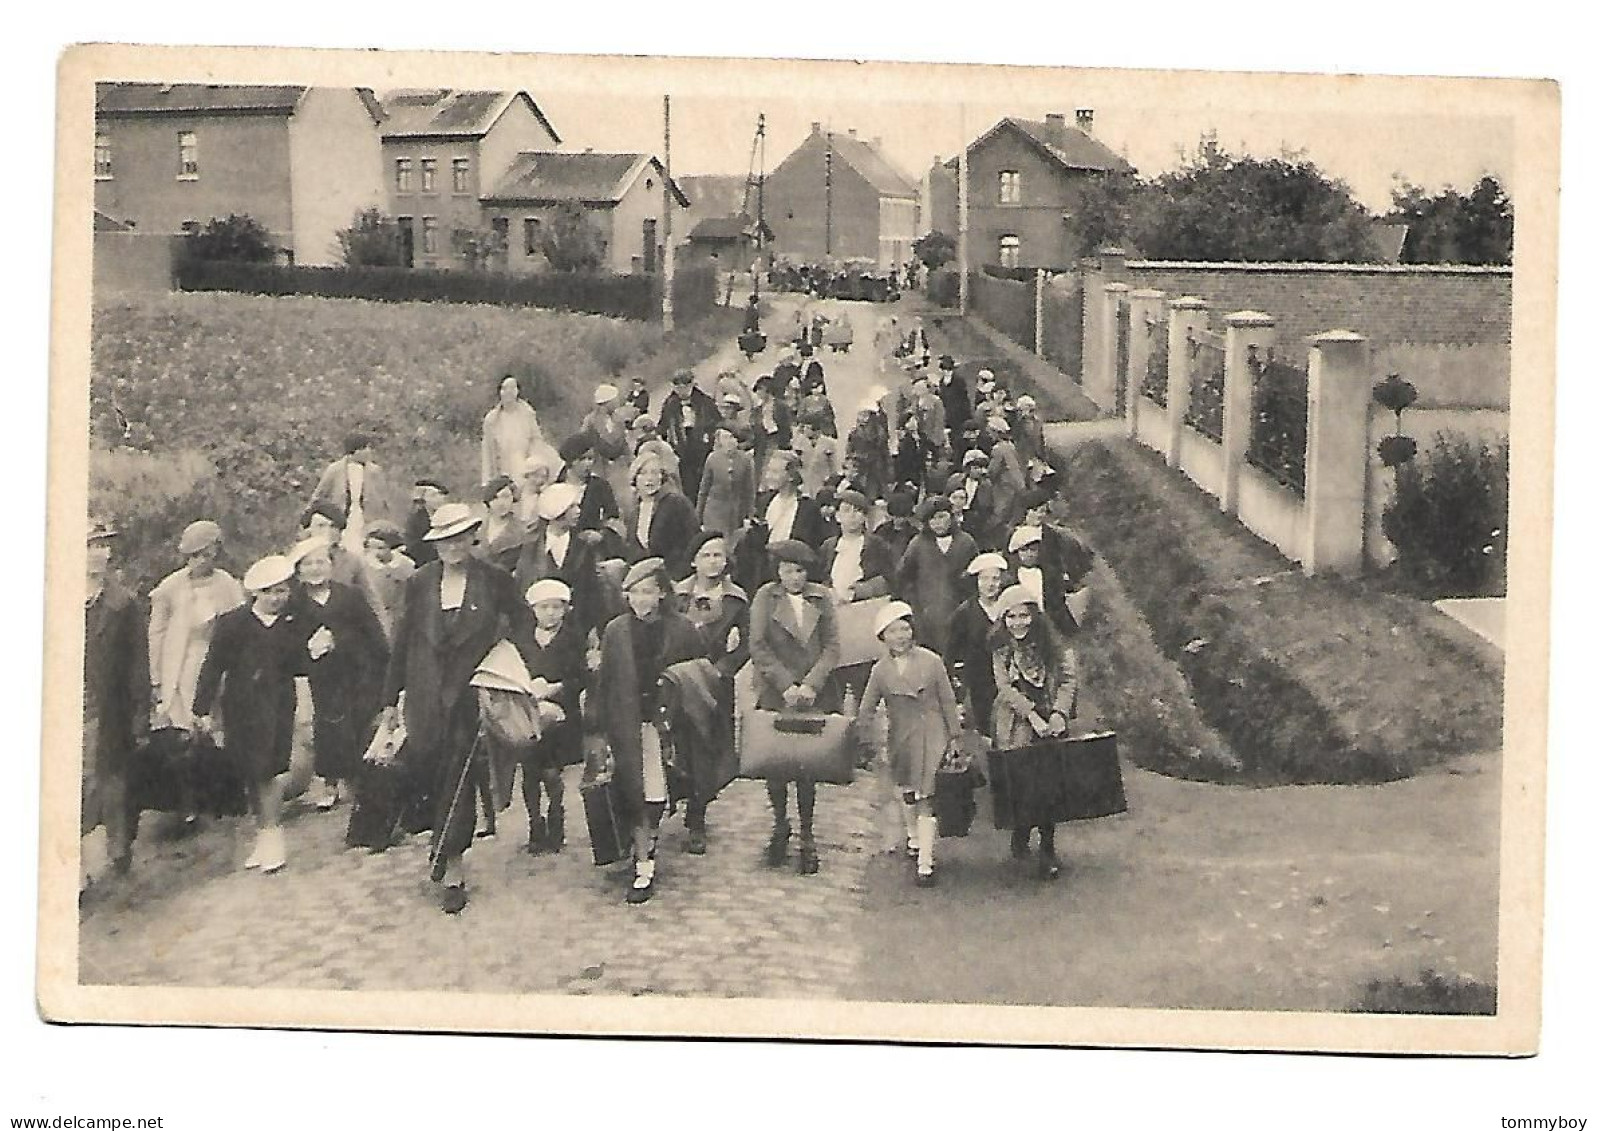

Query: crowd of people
[79,300,1096,915]
[766,258,911,303]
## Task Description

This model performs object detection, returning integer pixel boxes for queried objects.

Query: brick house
[480,151,691,275]
[93,83,385,266]
[378,89,562,268]
[931,110,1133,269]
[763,124,919,270]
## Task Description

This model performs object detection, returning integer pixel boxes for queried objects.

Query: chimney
[847,128,858,138]
[1076,107,1095,134]
[1044,113,1068,144]
[811,121,822,134]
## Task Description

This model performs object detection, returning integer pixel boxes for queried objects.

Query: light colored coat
[858,645,962,797]
[147,567,244,729]
[481,401,553,484]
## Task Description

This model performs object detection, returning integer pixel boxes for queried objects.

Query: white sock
[916,814,937,874]
[902,799,919,849]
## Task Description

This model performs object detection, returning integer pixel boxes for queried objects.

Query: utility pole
[958,102,969,317]
[662,94,674,332]
[824,131,834,259]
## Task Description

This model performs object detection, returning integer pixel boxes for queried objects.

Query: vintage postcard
[39,41,1557,1053]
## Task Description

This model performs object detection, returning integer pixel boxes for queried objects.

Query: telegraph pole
[824,131,834,259]
[662,94,675,332]
[958,102,969,317]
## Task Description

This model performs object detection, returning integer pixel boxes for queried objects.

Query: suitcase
[933,767,978,836]
[989,732,1126,830]
[834,596,893,668]
[737,709,856,785]
[581,775,627,866]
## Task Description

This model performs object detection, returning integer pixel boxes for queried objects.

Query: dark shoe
[1009,830,1031,860]
[764,821,791,867]
[439,884,469,914]
[1038,855,1061,882]
[545,810,565,853]
[626,863,656,904]
[798,839,820,875]
[685,828,707,855]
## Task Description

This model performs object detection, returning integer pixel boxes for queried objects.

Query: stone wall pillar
[1127,288,1166,442]
[1034,267,1046,358]
[1165,296,1208,469]
[1303,330,1372,576]
[1102,282,1132,427]
[1221,311,1277,515]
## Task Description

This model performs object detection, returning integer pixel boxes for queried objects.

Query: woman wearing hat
[820,490,895,606]
[285,538,389,818]
[514,480,611,640]
[556,432,625,557]
[986,415,1029,532]
[628,414,682,494]
[516,579,587,855]
[310,432,392,555]
[894,496,978,658]
[593,558,710,903]
[857,601,963,886]
[989,584,1078,880]
[476,476,528,574]
[381,502,538,913]
[748,539,841,875]
[947,552,1010,737]
[360,521,415,642]
[696,422,756,542]
[845,399,891,502]
[191,556,310,873]
[481,375,553,487]
[623,451,701,581]
[580,383,633,501]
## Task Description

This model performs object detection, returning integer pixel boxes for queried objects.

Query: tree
[451,224,509,271]
[1387,175,1512,265]
[1070,167,1154,256]
[538,202,606,272]
[336,208,407,267]
[183,213,276,264]
[913,229,957,271]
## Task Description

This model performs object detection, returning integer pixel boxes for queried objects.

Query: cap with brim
[424,502,483,542]
[917,495,953,521]
[243,555,295,592]
[1008,525,1044,552]
[873,600,915,639]
[287,536,333,566]
[622,557,667,591]
[994,583,1042,618]
[558,434,595,462]
[177,520,222,555]
[835,489,870,513]
[1016,395,1037,409]
[767,539,816,569]
[594,383,620,406]
[962,449,990,466]
[526,579,572,606]
[968,552,1008,577]
[672,371,695,385]
[537,482,582,522]
[364,520,406,548]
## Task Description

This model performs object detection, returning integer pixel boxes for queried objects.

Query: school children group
[79,304,1095,914]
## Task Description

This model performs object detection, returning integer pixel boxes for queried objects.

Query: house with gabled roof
[93,83,385,265]
[763,123,919,271]
[480,151,690,275]
[378,89,562,268]
[931,109,1134,269]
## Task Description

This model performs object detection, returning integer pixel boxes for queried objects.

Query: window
[177,131,198,179]
[998,170,1020,204]
[420,159,437,193]
[94,134,112,180]
[395,159,413,193]
[452,158,470,194]
[998,234,1021,268]
[523,216,541,256]
[421,216,437,254]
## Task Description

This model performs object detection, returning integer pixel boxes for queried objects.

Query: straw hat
[242,555,294,592]
[423,503,482,542]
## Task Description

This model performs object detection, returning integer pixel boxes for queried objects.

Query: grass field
[89,291,737,590]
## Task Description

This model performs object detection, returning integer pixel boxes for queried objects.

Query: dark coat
[513,617,587,769]
[572,473,622,538]
[405,503,438,567]
[659,386,721,496]
[513,525,612,639]
[594,608,707,827]
[747,580,841,712]
[674,578,751,684]
[946,596,1002,736]
[290,582,389,782]
[83,577,148,835]
[819,532,897,600]
[193,603,312,781]
[894,529,979,656]
[622,489,701,580]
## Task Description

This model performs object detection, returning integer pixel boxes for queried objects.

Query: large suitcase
[834,596,893,669]
[988,732,1126,830]
[580,775,627,866]
[737,709,856,785]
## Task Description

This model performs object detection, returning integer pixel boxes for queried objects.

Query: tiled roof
[690,215,754,240]
[95,83,307,115]
[825,132,918,197]
[486,151,689,207]
[378,89,560,143]
[677,174,749,220]
[948,117,1134,175]
[93,210,133,231]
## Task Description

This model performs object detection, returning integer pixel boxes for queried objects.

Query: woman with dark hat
[593,557,709,903]
[476,476,528,574]
[748,539,841,875]
[379,502,536,913]
[894,495,978,657]
[672,531,749,855]
[989,584,1078,881]
[557,432,624,555]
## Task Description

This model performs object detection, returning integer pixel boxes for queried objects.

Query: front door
[642,218,658,273]
[396,216,415,268]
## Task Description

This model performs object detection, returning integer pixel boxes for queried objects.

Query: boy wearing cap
[515,579,587,855]
[192,556,309,873]
[894,496,978,657]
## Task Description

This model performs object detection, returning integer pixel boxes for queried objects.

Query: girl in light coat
[857,602,962,887]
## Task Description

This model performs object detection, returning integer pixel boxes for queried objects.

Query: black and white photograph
[35,39,1558,1061]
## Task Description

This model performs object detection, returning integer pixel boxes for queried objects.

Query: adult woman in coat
[594,558,710,904]
[894,496,978,658]
[857,602,963,887]
[748,540,840,875]
[696,424,756,540]
[623,452,701,581]
[285,538,389,816]
[379,503,537,913]
[481,375,554,486]
[476,476,528,574]
[989,584,1079,881]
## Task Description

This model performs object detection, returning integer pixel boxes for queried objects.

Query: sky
[532,81,1517,212]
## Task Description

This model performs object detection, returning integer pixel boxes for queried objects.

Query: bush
[336,208,407,268]
[539,202,607,272]
[913,229,957,272]
[181,214,276,265]
[1382,434,1509,598]
[926,268,960,309]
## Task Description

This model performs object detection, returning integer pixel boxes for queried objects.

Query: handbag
[834,595,893,669]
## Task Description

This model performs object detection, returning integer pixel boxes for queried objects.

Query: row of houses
[93,82,1138,277]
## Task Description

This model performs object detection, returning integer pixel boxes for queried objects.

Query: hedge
[175,259,720,324]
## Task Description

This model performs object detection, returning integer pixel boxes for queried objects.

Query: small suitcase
[933,768,978,837]
[581,775,627,866]
[989,732,1126,829]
